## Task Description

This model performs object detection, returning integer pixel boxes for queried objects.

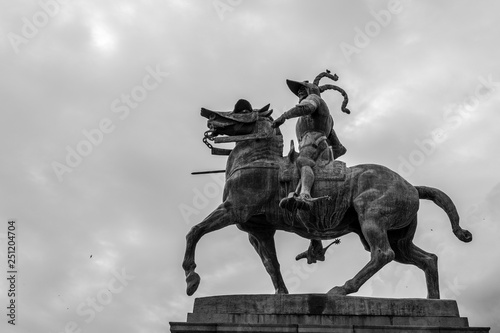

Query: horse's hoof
[327,286,347,296]
[186,272,201,296]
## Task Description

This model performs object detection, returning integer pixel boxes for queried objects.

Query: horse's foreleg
[182,201,234,296]
[247,228,288,294]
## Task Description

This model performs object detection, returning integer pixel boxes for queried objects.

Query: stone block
[170,295,490,333]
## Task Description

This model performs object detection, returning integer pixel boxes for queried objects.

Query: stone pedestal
[170,294,490,332]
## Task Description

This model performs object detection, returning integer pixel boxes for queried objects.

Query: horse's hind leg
[392,218,440,299]
[329,216,395,296]
[244,225,288,294]
[395,243,439,299]
[182,201,234,296]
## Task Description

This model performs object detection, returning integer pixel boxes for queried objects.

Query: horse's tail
[415,186,472,243]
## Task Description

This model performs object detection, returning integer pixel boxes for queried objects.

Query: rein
[203,130,232,156]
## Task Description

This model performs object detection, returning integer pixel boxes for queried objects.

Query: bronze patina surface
[183,95,472,300]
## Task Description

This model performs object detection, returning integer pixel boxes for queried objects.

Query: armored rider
[272,70,351,211]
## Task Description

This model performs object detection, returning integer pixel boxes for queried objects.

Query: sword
[191,169,226,175]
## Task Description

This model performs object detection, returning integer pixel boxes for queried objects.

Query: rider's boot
[295,239,325,264]
[295,166,315,211]
[278,166,315,211]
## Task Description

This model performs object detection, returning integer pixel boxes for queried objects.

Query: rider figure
[273,70,351,264]
[273,72,349,211]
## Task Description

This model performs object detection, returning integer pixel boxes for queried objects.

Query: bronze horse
[183,102,472,299]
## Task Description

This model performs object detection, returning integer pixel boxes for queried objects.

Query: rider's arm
[273,97,318,127]
[282,98,318,119]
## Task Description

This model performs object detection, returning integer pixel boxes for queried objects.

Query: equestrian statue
[183,70,472,299]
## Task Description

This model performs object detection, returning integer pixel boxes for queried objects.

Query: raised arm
[272,98,317,128]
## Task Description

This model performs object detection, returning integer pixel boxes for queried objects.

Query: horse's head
[200,99,277,155]
[200,99,273,137]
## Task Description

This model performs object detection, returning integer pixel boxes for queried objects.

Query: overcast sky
[1,0,500,332]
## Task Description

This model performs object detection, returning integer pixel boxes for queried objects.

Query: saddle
[278,141,350,233]
[280,140,346,185]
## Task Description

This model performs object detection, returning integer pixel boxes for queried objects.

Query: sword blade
[191,169,226,175]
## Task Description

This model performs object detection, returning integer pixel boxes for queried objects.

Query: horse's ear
[258,103,270,112]
[260,109,273,117]
[258,104,273,117]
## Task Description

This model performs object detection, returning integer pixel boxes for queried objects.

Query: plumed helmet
[286,80,321,97]
[286,70,351,114]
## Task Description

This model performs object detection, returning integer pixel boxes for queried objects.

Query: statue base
[169,294,489,332]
